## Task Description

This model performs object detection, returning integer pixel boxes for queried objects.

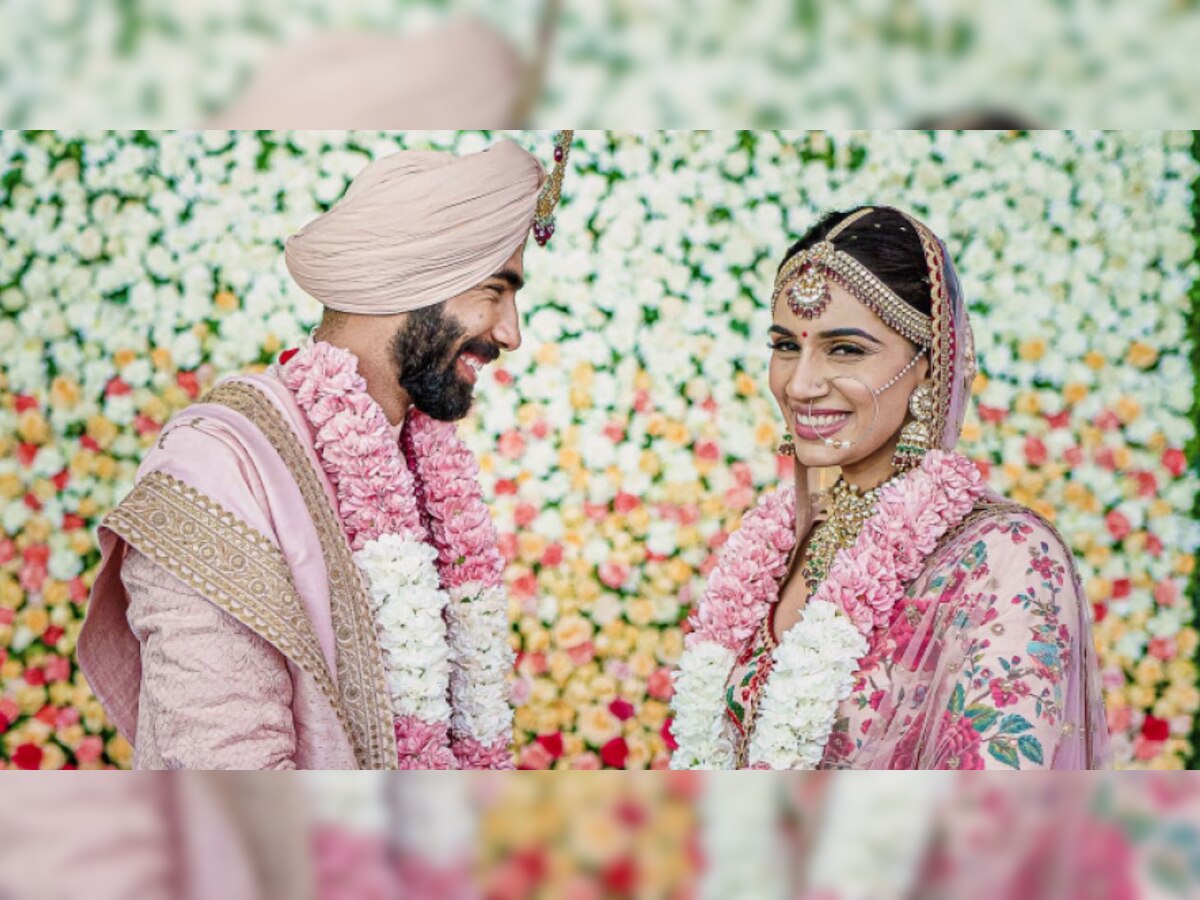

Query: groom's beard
[391,304,499,421]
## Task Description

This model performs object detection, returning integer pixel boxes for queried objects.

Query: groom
[79,136,570,769]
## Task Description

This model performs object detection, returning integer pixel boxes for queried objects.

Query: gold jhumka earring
[777,432,796,457]
[892,384,936,470]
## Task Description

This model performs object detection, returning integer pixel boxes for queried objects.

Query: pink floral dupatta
[824,213,1112,770]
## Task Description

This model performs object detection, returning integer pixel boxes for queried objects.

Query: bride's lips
[791,408,851,442]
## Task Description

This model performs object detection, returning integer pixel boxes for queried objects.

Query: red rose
[661,719,679,752]
[600,736,629,768]
[1105,510,1131,541]
[536,732,564,758]
[493,368,513,386]
[23,667,45,687]
[1024,436,1048,466]
[79,435,101,452]
[12,743,43,770]
[14,394,38,414]
[600,856,637,895]
[977,404,1007,424]
[1162,448,1187,477]
[177,370,201,398]
[494,478,518,496]
[278,348,298,366]
[51,469,70,491]
[105,376,131,397]
[1111,579,1132,600]
[16,443,38,467]
[1142,715,1170,742]
[540,544,563,567]
[613,492,640,514]
[513,503,538,528]
[62,513,85,531]
[608,698,636,721]
[42,626,64,647]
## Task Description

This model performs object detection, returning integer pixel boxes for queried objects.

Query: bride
[670,206,1111,769]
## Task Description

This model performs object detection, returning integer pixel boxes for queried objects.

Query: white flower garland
[747,601,868,770]
[354,535,453,728]
[669,642,740,769]
[444,582,515,746]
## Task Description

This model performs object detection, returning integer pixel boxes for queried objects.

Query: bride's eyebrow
[768,325,795,337]
[818,327,883,345]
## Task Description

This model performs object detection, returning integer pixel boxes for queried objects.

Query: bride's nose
[784,355,831,404]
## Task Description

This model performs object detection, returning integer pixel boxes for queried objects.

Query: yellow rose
[1018,338,1046,362]
[626,598,656,627]
[1083,350,1106,370]
[1126,342,1158,369]
[638,700,669,731]
[107,735,134,768]
[514,706,538,735]
[577,704,621,746]
[70,531,94,556]
[77,497,99,518]
[41,580,69,608]
[630,652,657,679]
[85,415,118,449]
[659,630,684,663]
[1127,685,1156,709]
[548,651,574,684]
[1062,383,1089,405]
[17,410,50,444]
[16,685,48,716]
[0,472,22,499]
[22,607,49,637]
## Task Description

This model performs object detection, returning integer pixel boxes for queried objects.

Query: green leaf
[987,739,1021,769]
[1018,735,1044,765]
[999,714,1035,735]
[966,706,1000,732]
[949,684,965,716]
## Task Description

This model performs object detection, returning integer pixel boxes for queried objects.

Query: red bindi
[801,331,808,338]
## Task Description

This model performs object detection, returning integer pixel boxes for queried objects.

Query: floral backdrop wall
[0,130,1196,770]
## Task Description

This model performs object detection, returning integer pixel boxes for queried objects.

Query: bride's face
[768,281,929,471]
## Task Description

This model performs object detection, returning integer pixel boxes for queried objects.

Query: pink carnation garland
[282,341,514,769]
[674,449,987,768]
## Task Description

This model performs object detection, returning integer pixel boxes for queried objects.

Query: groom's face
[389,243,526,421]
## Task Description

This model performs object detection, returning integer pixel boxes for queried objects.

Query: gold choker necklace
[799,476,896,594]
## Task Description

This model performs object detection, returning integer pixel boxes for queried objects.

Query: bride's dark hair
[780,206,933,319]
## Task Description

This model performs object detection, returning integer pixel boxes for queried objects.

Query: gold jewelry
[772,207,934,347]
[777,432,796,456]
[892,384,936,470]
[799,476,893,594]
[533,130,574,245]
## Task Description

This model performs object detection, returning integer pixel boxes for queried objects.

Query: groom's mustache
[452,336,501,368]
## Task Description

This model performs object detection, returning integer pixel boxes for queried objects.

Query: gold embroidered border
[103,471,345,731]
[902,213,955,449]
[203,380,397,770]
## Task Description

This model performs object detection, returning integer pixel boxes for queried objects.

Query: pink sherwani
[79,370,399,770]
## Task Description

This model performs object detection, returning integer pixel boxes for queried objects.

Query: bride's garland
[670,450,986,769]
[281,340,514,769]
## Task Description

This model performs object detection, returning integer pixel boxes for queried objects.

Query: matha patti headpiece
[533,130,574,245]
[772,207,934,347]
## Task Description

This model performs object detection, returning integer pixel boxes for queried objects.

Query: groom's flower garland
[281,341,514,769]
[670,450,986,769]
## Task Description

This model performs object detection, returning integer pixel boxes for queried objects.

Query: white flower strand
[354,534,453,727]
[668,641,739,769]
[444,582,515,745]
[747,601,868,770]
[672,601,866,770]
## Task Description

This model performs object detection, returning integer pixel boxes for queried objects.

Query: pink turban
[284,139,546,315]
